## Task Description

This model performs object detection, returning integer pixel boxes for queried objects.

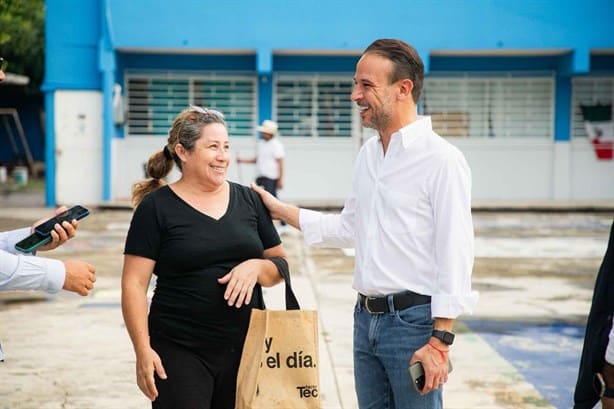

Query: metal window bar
[423,76,554,138]
[125,74,257,138]
[274,74,354,138]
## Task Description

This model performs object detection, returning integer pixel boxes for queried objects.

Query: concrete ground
[0,190,612,408]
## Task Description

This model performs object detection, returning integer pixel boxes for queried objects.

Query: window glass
[274,75,354,137]
[423,76,554,138]
[126,74,257,137]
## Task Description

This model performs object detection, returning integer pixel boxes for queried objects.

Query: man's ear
[398,79,414,100]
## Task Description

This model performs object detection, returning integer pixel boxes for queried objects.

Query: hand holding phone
[34,205,89,237]
[16,205,90,253]
[408,359,453,393]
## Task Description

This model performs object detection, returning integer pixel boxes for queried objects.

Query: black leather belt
[358,291,431,314]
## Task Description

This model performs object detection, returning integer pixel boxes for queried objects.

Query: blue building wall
[44,0,101,91]
[41,0,614,204]
[45,0,614,90]
[104,0,612,69]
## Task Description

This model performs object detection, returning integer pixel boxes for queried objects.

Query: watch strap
[432,329,455,345]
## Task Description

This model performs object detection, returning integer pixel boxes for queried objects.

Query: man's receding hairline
[359,52,396,83]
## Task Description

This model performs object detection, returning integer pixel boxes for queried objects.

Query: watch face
[594,373,606,397]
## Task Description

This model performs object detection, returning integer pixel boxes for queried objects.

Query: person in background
[252,38,478,408]
[236,119,287,233]
[0,206,97,360]
[575,218,614,409]
[121,106,288,409]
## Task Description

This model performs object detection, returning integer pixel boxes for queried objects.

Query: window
[274,74,354,137]
[125,74,257,137]
[422,76,554,138]
[571,77,614,138]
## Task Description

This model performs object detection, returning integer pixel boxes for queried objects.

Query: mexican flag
[580,104,613,160]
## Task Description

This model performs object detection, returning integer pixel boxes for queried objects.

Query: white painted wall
[451,138,614,203]
[54,91,103,206]
[451,138,555,201]
[569,139,614,200]
[112,136,359,206]
[110,134,614,206]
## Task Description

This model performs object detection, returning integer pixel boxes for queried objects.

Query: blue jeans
[353,299,442,409]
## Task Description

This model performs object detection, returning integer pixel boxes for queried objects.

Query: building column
[99,0,116,202]
[552,75,572,200]
[257,48,273,125]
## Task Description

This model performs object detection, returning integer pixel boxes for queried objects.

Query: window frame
[422,73,555,139]
[124,71,258,138]
[273,73,357,138]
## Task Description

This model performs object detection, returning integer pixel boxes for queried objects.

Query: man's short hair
[364,39,424,104]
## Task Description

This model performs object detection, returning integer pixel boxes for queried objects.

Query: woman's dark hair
[364,39,424,103]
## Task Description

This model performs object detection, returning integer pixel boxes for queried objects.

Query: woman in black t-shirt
[122,106,288,409]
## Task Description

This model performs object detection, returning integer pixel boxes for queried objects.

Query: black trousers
[151,336,242,409]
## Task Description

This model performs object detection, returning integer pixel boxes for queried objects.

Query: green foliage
[0,0,45,92]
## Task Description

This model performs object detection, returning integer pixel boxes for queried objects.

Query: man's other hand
[62,260,96,296]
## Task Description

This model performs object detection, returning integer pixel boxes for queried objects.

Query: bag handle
[268,256,300,310]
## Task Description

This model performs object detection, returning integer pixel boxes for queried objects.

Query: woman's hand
[217,259,261,308]
[135,347,167,401]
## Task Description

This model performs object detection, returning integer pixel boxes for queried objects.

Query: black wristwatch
[431,329,455,346]
[593,372,614,398]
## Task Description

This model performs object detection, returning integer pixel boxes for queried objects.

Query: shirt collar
[387,116,432,150]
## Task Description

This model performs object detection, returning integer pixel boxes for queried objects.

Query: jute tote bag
[235,266,321,409]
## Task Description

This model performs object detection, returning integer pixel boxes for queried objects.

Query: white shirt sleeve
[0,228,65,293]
[429,149,479,317]
[606,316,614,365]
[1,227,31,254]
[299,192,357,249]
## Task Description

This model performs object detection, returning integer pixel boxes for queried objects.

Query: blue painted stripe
[44,91,55,207]
[465,319,584,409]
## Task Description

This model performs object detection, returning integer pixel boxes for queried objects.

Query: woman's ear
[174,143,187,162]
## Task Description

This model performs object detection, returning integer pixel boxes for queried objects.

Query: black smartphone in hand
[34,205,90,237]
[409,359,453,393]
[409,361,426,392]
[15,232,52,253]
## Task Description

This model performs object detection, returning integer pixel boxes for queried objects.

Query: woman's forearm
[122,283,151,354]
[257,258,286,287]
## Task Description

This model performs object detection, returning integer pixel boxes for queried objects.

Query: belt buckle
[364,296,384,314]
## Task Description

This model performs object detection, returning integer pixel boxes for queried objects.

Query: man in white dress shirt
[0,207,97,361]
[252,38,478,408]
